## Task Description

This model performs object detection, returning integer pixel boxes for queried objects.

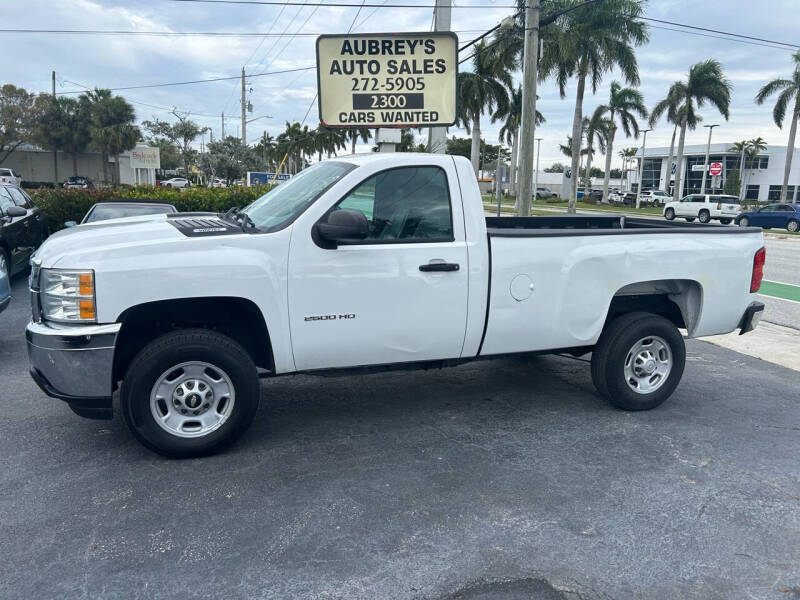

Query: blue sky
[2,0,798,168]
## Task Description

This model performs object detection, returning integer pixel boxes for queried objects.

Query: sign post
[316,32,457,129]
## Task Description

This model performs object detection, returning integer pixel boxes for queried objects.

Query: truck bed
[485,215,758,236]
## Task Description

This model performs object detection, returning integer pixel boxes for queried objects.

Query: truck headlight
[39,269,96,322]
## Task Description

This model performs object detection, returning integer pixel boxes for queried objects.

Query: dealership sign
[130,147,160,169]
[316,32,457,128]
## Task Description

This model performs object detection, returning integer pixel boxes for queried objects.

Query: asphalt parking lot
[1,274,799,599]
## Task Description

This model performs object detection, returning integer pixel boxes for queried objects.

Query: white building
[629,143,800,202]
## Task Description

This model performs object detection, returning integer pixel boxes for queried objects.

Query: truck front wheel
[591,313,686,411]
[121,329,260,458]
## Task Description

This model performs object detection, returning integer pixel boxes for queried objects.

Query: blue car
[736,203,800,232]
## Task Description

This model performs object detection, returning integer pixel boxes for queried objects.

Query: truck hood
[34,214,242,268]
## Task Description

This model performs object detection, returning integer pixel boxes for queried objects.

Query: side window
[778,204,793,212]
[333,166,453,242]
[759,204,777,212]
[692,195,706,203]
[7,187,30,208]
[0,188,15,213]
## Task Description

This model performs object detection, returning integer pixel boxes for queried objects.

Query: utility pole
[532,137,542,207]
[700,123,719,194]
[635,128,652,209]
[427,0,451,154]
[51,71,58,184]
[515,0,541,217]
[495,151,503,216]
[221,112,225,139]
[241,68,247,145]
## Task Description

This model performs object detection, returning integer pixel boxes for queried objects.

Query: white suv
[640,190,671,205]
[0,168,22,186]
[663,194,741,224]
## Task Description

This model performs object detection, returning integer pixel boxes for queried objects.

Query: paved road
[2,275,799,599]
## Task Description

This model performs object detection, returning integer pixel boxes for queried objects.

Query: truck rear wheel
[698,210,711,223]
[591,313,685,411]
[121,329,260,458]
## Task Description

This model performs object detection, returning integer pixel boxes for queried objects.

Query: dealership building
[630,143,800,202]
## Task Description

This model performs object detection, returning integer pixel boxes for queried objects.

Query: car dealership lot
[1,274,799,599]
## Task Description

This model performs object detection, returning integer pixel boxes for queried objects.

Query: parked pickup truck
[26,154,766,457]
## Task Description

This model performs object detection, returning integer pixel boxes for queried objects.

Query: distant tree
[143,110,208,181]
[84,89,141,184]
[589,167,605,178]
[724,168,740,196]
[33,95,92,176]
[0,84,37,164]
[609,168,622,179]
[149,138,181,171]
[544,162,567,173]
[199,136,258,183]
[445,136,472,159]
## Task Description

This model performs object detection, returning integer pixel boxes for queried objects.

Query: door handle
[419,262,459,272]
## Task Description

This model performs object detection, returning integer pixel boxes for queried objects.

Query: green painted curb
[759,280,800,303]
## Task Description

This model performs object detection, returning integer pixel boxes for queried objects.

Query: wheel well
[112,297,274,389]
[606,279,703,335]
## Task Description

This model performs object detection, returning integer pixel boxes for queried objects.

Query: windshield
[242,161,355,232]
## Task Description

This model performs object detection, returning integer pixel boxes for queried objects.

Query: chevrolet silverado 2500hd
[26,153,766,457]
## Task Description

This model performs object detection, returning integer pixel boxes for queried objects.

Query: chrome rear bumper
[26,321,120,419]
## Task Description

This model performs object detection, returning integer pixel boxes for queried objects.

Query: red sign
[709,162,723,177]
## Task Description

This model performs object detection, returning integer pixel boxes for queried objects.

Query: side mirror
[64,221,77,228]
[315,209,369,246]
[5,205,26,218]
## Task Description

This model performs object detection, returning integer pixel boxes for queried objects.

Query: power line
[171,0,519,7]
[57,66,316,94]
[646,24,797,52]
[639,16,800,50]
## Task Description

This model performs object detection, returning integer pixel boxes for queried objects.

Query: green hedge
[31,185,273,232]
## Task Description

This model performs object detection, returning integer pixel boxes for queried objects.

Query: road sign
[316,32,458,128]
[709,162,723,177]
[247,172,291,186]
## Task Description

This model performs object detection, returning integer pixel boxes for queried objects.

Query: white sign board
[316,32,457,128]
[130,147,161,169]
[691,164,707,172]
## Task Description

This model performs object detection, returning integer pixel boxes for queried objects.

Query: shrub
[31,185,273,231]
[21,181,56,190]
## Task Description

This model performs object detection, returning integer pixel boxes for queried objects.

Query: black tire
[788,219,799,233]
[664,208,675,220]
[720,218,732,225]
[698,210,711,224]
[121,329,260,458]
[0,247,9,278]
[738,216,749,227]
[685,217,696,222]
[591,313,685,411]
[164,183,172,188]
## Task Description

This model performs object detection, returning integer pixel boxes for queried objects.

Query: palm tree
[583,106,610,198]
[599,81,647,203]
[648,81,689,195]
[539,0,648,212]
[85,90,140,185]
[618,147,637,189]
[728,140,749,200]
[743,136,768,196]
[495,85,544,201]
[456,40,511,174]
[755,51,800,202]
[348,128,370,154]
[671,60,732,202]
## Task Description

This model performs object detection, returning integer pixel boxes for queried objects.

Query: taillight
[751,247,766,293]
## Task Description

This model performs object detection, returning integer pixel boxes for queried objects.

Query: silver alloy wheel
[739,217,749,227]
[150,361,235,438]
[0,252,7,276]
[788,220,799,232]
[623,336,672,395]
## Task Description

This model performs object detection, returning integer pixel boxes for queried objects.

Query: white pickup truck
[26,153,766,457]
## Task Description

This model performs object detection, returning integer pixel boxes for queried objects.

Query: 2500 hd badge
[304,314,356,321]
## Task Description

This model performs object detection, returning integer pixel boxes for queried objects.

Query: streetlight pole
[700,124,719,194]
[427,0,451,154]
[515,0,541,217]
[532,137,542,207]
[635,128,652,209]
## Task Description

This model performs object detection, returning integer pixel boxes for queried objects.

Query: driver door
[287,164,469,371]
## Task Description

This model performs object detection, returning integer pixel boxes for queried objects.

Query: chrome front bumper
[26,320,121,419]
